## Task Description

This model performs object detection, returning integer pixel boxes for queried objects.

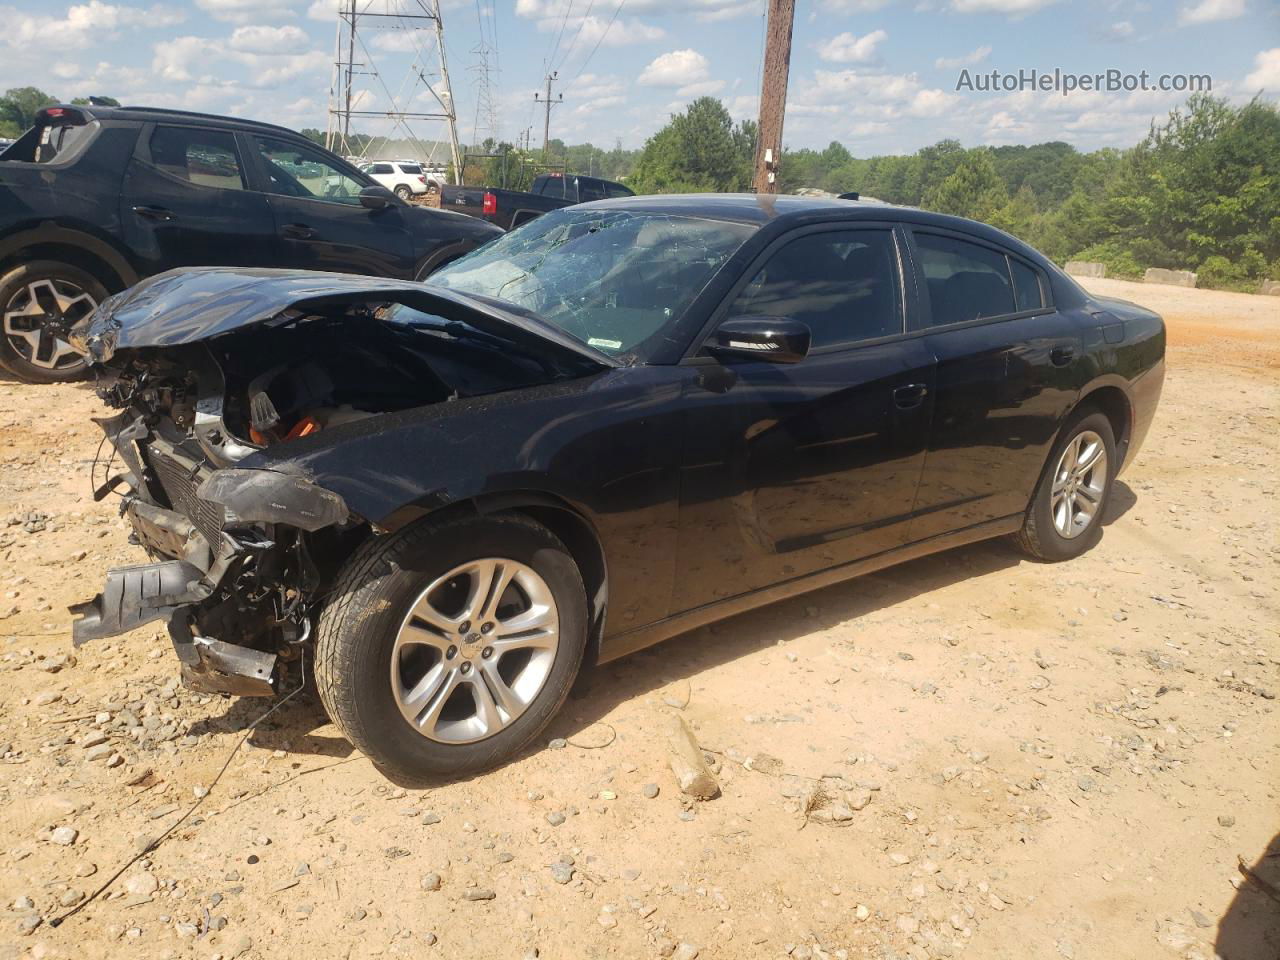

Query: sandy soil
[0,278,1276,960]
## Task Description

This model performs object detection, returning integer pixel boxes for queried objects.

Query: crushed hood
[70,267,619,369]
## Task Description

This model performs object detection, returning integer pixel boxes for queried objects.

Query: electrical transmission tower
[326,0,463,182]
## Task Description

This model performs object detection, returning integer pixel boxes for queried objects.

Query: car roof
[581,193,1050,264]
[43,103,304,139]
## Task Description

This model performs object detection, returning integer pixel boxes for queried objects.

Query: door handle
[282,223,317,240]
[132,205,174,222]
[1050,345,1075,367]
[892,383,929,409]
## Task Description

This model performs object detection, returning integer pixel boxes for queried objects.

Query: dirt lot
[0,277,1276,960]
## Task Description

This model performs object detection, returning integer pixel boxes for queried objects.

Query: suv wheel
[315,512,588,784]
[0,261,104,383]
[1014,409,1116,562]
[394,185,412,200]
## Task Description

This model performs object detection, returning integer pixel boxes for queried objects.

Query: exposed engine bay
[69,269,611,698]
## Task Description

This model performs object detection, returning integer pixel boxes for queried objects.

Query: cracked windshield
[431,209,754,360]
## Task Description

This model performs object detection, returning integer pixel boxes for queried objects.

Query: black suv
[0,104,501,382]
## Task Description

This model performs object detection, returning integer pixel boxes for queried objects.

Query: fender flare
[0,221,139,288]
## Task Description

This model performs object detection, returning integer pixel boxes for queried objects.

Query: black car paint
[73,196,1164,673]
[0,104,502,291]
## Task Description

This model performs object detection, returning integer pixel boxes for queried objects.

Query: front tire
[0,260,104,383]
[315,512,588,784]
[1014,409,1116,562]
[394,185,413,200]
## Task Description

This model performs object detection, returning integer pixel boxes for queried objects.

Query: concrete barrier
[1065,261,1106,279]
[1259,279,1280,296]
[1144,268,1197,288]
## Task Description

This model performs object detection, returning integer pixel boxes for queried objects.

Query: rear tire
[1014,409,1116,562]
[394,185,412,200]
[0,260,104,383]
[315,512,588,785]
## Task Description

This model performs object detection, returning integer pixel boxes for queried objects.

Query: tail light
[418,176,426,184]
[482,191,497,215]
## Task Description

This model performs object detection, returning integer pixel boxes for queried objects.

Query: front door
[119,123,276,276]
[247,135,417,279]
[674,226,936,612]
[904,228,1082,541]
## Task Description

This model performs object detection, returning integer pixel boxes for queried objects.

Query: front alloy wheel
[1050,429,1107,539]
[392,558,560,744]
[315,513,588,784]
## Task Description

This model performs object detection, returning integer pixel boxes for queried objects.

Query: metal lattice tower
[326,0,463,182]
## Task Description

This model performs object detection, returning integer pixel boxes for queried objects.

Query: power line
[567,0,625,88]
[554,0,595,74]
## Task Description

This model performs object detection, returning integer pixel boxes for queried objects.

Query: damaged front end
[69,267,611,698]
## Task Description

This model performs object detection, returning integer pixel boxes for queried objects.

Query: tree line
[6,84,1275,290]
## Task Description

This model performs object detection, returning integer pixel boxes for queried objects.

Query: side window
[914,233,1016,327]
[148,126,245,190]
[605,183,634,199]
[729,230,903,349]
[253,137,365,205]
[1010,257,1045,311]
[370,163,394,175]
[578,178,607,203]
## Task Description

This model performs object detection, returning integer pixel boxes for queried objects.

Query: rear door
[673,224,936,610]
[903,228,1081,541]
[119,123,276,275]
[246,135,416,278]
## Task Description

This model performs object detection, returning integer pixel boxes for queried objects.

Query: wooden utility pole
[534,72,563,161]
[753,0,795,194]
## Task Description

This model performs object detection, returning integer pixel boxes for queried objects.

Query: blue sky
[2,0,1277,157]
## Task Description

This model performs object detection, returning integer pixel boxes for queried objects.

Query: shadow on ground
[1216,832,1280,960]
[178,480,1139,786]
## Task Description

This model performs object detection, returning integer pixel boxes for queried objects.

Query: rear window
[533,174,567,198]
[397,163,422,174]
[149,126,246,190]
[914,232,1017,326]
[6,119,100,164]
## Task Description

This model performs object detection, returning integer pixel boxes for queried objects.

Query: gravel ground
[0,277,1276,960]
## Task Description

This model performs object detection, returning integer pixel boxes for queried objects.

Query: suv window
[913,233,1017,327]
[149,127,246,189]
[370,162,394,175]
[397,163,422,174]
[730,230,903,349]
[254,137,365,205]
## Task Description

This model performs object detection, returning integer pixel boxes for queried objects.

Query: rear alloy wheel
[394,185,412,200]
[0,261,104,383]
[1014,410,1116,562]
[315,512,588,784]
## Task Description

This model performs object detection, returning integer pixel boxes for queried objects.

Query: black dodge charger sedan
[70,195,1165,783]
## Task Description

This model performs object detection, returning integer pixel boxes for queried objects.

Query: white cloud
[638,49,710,87]
[228,23,310,54]
[574,94,625,115]
[153,34,328,87]
[676,79,726,96]
[935,44,991,69]
[817,29,887,64]
[1244,47,1280,89]
[1178,0,1246,25]
[949,0,1059,14]
[1101,20,1135,40]
[820,0,890,11]
[369,30,423,53]
[0,1,185,50]
[513,0,664,49]
[197,0,299,24]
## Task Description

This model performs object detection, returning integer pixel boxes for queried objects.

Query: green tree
[0,86,59,137]
[923,149,1008,222]
[630,97,751,194]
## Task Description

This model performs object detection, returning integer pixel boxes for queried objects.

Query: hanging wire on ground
[48,649,309,929]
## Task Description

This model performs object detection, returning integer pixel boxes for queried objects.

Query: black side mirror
[359,185,396,211]
[707,317,811,364]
